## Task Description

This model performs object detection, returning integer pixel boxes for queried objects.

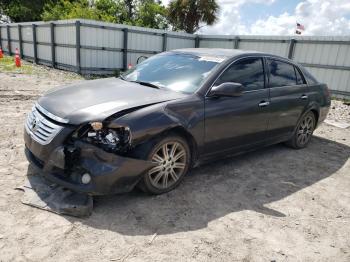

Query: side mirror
[209,82,243,97]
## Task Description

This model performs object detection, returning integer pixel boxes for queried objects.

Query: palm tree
[168,0,219,34]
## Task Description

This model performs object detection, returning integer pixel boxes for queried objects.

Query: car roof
[171,48,265,59]
[170,48,298,64]
[170,48,301,68]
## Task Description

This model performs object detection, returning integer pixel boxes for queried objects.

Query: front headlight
[72,123,132,154]
[90,121,103,131]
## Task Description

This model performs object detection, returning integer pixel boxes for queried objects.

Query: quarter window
[303,69,318,85]
[268,60,297,87]
[215,58,265,91]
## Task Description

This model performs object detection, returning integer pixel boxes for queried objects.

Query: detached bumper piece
[24,139,156,195]
[19,175,93,217]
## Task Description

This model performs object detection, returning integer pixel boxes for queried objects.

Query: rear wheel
[140,135,191,194]
[286,111,316,149]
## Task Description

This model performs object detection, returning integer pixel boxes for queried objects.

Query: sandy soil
[0,67,349,262]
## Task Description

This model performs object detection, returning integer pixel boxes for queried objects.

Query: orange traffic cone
[15,48,21,67]
[0,47,3,59]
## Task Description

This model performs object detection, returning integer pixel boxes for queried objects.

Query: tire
[139,135,191,195]
[286,111,316,149]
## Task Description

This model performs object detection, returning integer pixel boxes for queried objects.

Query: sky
[161,0,350,36]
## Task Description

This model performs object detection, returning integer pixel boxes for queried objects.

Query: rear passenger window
[215,57,265,91]
[295,67,305,85]
[268,60,296,87]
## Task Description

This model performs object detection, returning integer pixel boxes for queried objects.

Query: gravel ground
[0,65,349,262]
[327,100,350,123]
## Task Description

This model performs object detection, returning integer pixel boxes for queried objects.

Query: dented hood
[37,77,186,125]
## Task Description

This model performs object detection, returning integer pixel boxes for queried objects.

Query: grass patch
[331,96,350,104]
[0,55,83,80]
[0,55,33,74]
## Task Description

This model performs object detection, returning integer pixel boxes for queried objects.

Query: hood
[37,78,187,125]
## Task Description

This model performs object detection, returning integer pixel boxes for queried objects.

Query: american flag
[297,23,305,30]
[296,22,305,35]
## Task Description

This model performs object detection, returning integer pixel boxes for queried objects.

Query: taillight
[325,86,331,98]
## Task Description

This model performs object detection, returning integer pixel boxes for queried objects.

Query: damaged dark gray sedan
[24,48,330,195]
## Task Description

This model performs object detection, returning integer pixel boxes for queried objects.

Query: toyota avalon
[24,48,331,195]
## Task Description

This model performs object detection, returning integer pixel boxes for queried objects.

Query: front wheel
[140,135,191,194]
[286,111,316,149]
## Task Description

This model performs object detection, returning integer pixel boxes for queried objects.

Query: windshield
[121,52,222,93]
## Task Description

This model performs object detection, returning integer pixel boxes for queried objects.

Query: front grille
[25,106,64,145]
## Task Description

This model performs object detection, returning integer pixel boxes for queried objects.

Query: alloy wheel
[148,141,187,190]
[297,114,315,146]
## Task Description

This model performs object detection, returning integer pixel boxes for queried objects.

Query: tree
[42,0,98,21]
[42,0,128,23]
[41,0,168,30]
[167,0,219,33]
[95,0,128,23]
[134,0,168,29]
[0,0,56,22]
[124,0,134,20]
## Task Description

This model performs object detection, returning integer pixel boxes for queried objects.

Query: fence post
[288,38,296,59]
[195,35,200,48]
[6,25,11,55]
[162,33,167,52]
[50,22,56,68]
[75,20,81,73]
[32,24,37,63]
[123,28,128,70]
[18,24,23,59]
[234,36,240,49]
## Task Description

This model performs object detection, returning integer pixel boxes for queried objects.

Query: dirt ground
[0,64,349,262]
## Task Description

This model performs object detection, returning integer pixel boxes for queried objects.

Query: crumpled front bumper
[25,132,156,195]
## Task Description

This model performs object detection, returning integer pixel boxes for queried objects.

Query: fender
[305,101,320,123]
[107,94,206,152]
[291,103,320,137]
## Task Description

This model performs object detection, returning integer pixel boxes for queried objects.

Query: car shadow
[28,136,350,235]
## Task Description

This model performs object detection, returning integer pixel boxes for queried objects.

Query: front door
[204,57,270,156]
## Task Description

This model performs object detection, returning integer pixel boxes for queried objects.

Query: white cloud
[197,0,282,35]
[162,0,350,35]
[293,0,350,35]
[247,0,350,35]
[249,12,296,35]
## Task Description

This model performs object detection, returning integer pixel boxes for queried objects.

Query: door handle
[300,94,308,100]
[258,101,270,107]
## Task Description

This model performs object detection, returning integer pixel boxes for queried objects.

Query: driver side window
[215,57,265,91]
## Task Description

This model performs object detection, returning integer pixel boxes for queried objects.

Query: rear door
[266,58,309,138]
[204,57,270,155]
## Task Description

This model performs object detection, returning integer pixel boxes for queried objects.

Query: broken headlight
[73,123,132,153]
